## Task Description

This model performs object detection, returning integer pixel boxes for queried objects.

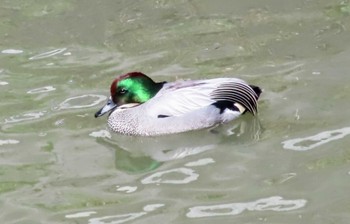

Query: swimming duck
[95,72,261,136]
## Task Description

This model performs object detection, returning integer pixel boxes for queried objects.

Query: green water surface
[1,0,350,223]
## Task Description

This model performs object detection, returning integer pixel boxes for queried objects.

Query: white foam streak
[27,86,56,94]
[0,81,9,85]
[5,111,46,124]
[89,130,111,139]
[58,94,107,110]
[66,211,97,218]
[143,204,164,212]
[29,48,66,60]
[187,196,307,218]
[282,127,350,151]
[185,158,215,167]
[1,49,23,54]
[89,213,145,224]
[0,139,20,146]
[87,204,164,224]
[141,167,199,184]
[116,186,137,194]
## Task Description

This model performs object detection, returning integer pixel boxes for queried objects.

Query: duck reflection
[95,116,262,173]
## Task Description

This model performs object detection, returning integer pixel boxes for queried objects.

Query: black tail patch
[212,101,240,114]
[249,85,262,98]
[211,82,261,115]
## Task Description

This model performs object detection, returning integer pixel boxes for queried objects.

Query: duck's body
[95,72,261,136]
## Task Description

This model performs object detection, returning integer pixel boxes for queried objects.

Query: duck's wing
[144,78,260,118]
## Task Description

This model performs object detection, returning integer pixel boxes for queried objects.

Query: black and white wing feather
[211,82,260,115]
[143,78,260,118]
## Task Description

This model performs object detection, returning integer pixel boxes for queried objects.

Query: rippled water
[1,1,350,223]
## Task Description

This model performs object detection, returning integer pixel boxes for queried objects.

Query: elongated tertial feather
[210,82,259,115]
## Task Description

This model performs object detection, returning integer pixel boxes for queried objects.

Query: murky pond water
[1,0,350,223]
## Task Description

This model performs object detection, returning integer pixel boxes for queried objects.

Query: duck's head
[95,72,164,118]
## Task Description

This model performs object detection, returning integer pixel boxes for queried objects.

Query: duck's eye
[118,88,127,95]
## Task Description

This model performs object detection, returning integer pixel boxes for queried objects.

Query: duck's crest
[119,72,147,80]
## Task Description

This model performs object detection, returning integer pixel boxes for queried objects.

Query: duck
[95,72,261,136]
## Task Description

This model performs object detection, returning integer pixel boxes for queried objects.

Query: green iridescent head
[110,72,163,106]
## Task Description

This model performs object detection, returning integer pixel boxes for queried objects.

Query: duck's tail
[249,85,262,99]
[211,82,262,116]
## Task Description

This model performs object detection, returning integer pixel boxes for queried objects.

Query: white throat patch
[117,103,140,110]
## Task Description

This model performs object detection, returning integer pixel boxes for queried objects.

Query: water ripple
[58,94,107,110]
[85,203,164,224]
[0,139,20,146]
[116,185,137,194]
[27,86,56,94]
[141,167,199,185]
[89,213,145,224]
[187,196,307,218]
[143,204,164,212]
[282,127,350,151]
[29,48,67,60]
[185,158,215,167]
[4,111,46,124]
[66,211,97,218]
[89,130,111,138]
[1,49,24,54]
[0,81,9,85]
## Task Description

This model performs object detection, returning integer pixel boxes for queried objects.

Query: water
[1,0,350,223]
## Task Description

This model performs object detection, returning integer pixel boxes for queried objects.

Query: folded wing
[143,78,259,118]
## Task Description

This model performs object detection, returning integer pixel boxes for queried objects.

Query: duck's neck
[144,81,166,100]
[154,81,166,94]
